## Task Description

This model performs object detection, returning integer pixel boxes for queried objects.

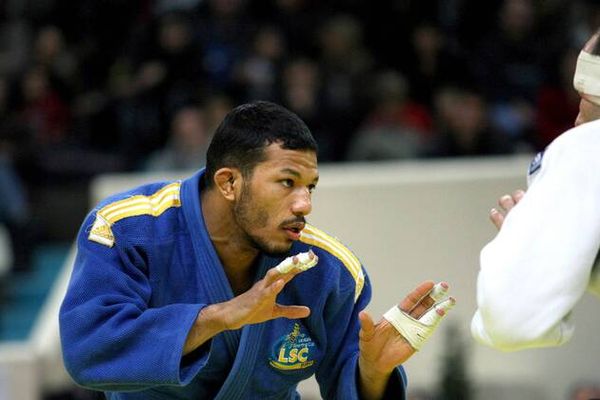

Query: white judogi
[471,118,600,351]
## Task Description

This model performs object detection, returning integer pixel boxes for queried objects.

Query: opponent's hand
[490,189,525,230]
[357,281,454,399]
[221,250,318,330]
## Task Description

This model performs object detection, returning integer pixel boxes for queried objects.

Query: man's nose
[291,189,312,216]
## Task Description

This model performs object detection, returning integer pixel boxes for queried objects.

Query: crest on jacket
[269,323,315,371]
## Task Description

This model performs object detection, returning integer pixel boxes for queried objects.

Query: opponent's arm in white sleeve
[472,121,600,351]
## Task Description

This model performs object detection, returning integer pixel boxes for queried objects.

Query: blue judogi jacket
[59,169,407,399]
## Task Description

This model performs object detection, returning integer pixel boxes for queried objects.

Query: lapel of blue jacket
[214,255,273,400]
[180,170,241,357]
[182,170,281,398]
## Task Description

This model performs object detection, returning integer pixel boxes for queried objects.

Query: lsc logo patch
[269,323,315,371]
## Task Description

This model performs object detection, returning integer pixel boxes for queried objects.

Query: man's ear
[213,168,240,201]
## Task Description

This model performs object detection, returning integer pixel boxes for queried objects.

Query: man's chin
[260,242,294,258]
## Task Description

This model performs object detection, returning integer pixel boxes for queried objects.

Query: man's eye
[282,179,294,188]
[308,185,316,193]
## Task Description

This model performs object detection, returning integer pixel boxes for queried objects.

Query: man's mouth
[281,220,306,239]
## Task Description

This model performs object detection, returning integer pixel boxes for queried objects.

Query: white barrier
[3,156,598,399]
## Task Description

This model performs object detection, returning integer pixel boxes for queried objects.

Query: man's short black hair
[204,101,318,188]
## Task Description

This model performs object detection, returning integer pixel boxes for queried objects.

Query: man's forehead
[258,144,318,175]
[262,143,316,160]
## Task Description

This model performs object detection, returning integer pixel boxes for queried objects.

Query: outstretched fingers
[491,189,525,230]
[512,189,525,203]
[408,282,449,319]
[418,297,456,325]
[273,304,311,320]
[498,194,516,212]
[399,280,435,313]
[489,208,505,230]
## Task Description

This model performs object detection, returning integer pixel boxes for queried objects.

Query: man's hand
[357,281,454,400]
[220,251,318,330]
[490,189,525,230]
[183,251,318,354]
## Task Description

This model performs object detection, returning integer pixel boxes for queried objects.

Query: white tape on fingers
[275,251,318,274]
[428,282,449,302]
[419,298,456,325]
[383,297,455,351]
[383,307,431,351]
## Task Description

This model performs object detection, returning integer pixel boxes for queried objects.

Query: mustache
[280,216,306,227]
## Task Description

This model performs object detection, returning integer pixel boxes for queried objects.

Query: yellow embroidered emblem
[269,323,316,371]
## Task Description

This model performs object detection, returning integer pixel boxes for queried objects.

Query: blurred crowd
[0,0,599,269]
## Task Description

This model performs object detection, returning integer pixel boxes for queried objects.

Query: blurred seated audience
[144,105,210,171]
[534,46,580,150]
[426,86,514,157]
[347,70,432,161]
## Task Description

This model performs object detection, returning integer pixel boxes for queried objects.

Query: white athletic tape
[276,251,319,274]
[383,288,455,350]
[574,50,600,106]
[419,298,456,325]
[383,307,432,351]
[428,282,448,302]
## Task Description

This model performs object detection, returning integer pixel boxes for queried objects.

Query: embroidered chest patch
[269,323,316,371]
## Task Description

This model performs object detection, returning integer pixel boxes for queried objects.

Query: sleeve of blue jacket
[59,212,207,392]
[315,269,407,399]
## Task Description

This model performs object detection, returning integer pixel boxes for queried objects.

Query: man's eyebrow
[280,168,301,178]
[280,168,319,183]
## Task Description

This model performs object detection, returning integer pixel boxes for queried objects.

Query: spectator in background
[115,12,204,166]
[32,25,78,100]
[347,70,432,161]
[318,14,372,161]
[145,105,210,172]
[0,17,32,78]
[280,58,334,162]
[403,22,470,109]
[196,0,251,93]
[427,85,513,157]
[18,65,70,146]
[473,0,543,150]
[534,46,580,150]
[204,93,233,136]
[266,0,321,57]
[235,25,286,102]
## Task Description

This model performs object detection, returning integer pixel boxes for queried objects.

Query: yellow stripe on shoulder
[300,224,365,301]
[88,182,181,247]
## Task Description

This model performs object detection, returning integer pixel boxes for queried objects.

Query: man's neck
[201,187,259,294]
